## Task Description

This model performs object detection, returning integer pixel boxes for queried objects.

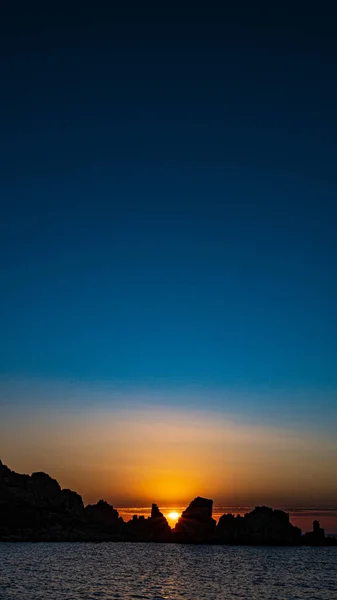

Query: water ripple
[0,543,336,600]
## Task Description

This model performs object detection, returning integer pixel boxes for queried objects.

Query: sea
[0,542,336,600]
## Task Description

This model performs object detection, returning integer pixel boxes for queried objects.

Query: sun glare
[167,511,180,523]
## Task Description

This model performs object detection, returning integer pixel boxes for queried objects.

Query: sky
[1,6,337,519]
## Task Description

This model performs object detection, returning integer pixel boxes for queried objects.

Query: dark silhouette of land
[0,461,335,545]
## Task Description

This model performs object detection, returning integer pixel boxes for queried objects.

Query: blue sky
[1,7,337,482]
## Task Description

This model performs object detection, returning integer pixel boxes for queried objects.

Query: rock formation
[174,497,216,542]
[126,504,171,541]
[0,461,83,515]
[0,460,88,541]
[216,513,242,543]
[149,503,171,540]
[151,503,163,518]
[0,460,335,545]
[303,520,326,546]
[216,506,302,545]
[84,500,123,535]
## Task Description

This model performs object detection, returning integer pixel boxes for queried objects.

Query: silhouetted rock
[30,472,62,503]
[243,506,301,545]
[216,513,243,542]
[149,504,171,540]
[216,506,301,545]
[85,499,119,523]
[0,460,89,541]
[0,460,333,545]
[0,461,84,515]
[84,500,122,533]
[126,504,171,541]
[174,497,216,542]
[151,503,163,518]
[303,520,326,546]
[61,489,84,516]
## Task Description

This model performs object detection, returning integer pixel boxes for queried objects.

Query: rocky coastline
[0,461,335,545]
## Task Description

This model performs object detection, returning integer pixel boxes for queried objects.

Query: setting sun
[167,511,180,523]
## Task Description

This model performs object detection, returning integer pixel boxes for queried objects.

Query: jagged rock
[242,506,301,544]
[174,497,216,542]
[149,504,171,540]
[85,499,119,522]
[60,489,84,516]
[0,460,87,541]
[0,461,33,504]
[179,496,213,520]
[303,520,326,545]
[31,472,61,501]
[0,461,83,514]
[216,506,301,545]
[84,500,122,533]
[216,513,243,542]
[0,460,334,545]
[126,504,171,541]
[151,503,163,518]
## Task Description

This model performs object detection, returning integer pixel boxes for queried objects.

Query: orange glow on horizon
[1,402,337,509]
[166,511,180,524]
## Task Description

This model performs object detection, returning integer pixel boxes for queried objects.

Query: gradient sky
[1,7,337,513]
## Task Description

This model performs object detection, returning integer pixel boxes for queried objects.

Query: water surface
[1,542,336,600]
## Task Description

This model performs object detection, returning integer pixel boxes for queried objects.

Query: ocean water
[0,543,336,600]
